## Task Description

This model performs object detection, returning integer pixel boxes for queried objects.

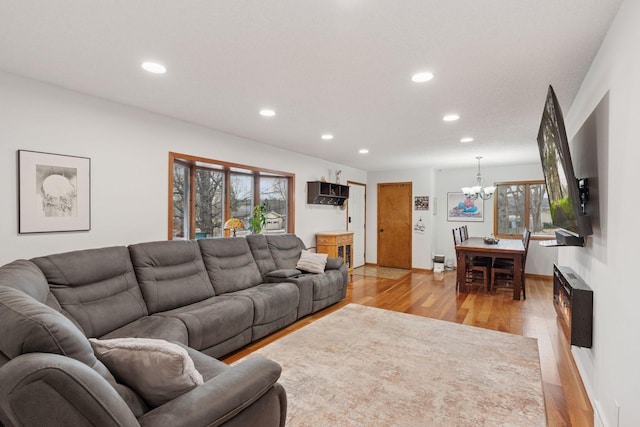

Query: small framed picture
[447,192,483,222]
[414,196,429,211]
[18,150,91,233]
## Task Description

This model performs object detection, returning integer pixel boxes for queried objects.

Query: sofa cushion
[32,246,148,338]
[0,286,98,366]
[246,234,278,275]
[0,286,150,416]
[100,315,189,345]
[89,338,204,407]
[325,257,344,270]
[266,234,305,270]
[198,238,263,294]
[128,240,215,313]
[230,282,299,326]
[296,250,328,274]
[229,282,299,341]
[312,270,345,301]
[155,296,254,351]
[0,260,50,303]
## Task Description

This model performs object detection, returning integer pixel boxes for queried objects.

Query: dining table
[455,237,526,300]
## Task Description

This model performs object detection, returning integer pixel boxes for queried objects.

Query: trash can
[433,254,445,273]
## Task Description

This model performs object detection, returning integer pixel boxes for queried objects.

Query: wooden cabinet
[553,264,593,348]
[307,181,350,206]
[316,231,354,276]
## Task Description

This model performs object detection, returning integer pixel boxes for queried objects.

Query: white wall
[433,163,557,276]
[0,72,366,265]
[365,163,558,274]
[366,168,434,269]
[562,1,640,425]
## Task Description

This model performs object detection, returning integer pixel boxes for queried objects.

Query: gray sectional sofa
[0,234,348,427]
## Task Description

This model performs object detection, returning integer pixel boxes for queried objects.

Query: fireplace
[553,264,593,348]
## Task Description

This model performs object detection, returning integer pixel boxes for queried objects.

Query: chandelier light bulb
[461,156,495,200]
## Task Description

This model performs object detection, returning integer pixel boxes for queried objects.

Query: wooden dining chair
[460,225,469,241]
[453,227,490,292]
[491,229,531,298]
[452,227,462,245]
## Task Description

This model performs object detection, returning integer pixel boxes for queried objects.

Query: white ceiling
[0,1,622,171]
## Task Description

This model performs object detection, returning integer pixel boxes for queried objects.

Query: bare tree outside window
[529,184,545,234]
[230,174,253,227]
[195,169,224,238]
[496,184,525,235]
[495,181,557,238]
[260,177,288,230]
[169,153,293,240]
[173,163,189,239]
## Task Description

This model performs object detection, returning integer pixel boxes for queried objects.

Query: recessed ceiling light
[359,148,369,154]
[321,134,334,140]
[443,114,460,122]
[411,72,434,83]
[141,62,166,74]
[460,137,474,143]
[259,109,276,117]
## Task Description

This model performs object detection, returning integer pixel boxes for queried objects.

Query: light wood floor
[223,270,593,426]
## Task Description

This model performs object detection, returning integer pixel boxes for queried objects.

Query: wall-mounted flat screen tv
[536,85,592,241]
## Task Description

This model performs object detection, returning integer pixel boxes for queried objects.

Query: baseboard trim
[525,273,553,280]
[358,264,548,278]
[571,346,601,427]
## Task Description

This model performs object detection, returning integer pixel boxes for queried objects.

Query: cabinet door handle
[379,228,384,232]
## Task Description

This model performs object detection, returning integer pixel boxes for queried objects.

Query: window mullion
[189,165,196,240]
[524,183,531,231]
[253,172,260,208]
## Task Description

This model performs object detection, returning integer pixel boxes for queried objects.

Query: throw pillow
[296,250,328,274]
[89,337,204,407]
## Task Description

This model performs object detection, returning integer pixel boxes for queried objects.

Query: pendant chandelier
[461,156,496,200]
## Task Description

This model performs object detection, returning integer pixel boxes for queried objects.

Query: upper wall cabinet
[307,181,350,206]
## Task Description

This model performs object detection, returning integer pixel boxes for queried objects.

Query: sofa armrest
[325,257,344,270]
[264,269,302,279]
[0,353,139,427]
[138,356,285,427]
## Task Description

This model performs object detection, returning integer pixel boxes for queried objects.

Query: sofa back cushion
[0,259,49,302]
[0,286,99,367]
[245,234,277,275]
[32,247,147,338]
[128,240,215,314]
[266,234,306,270]
[0,285,150,416]
[198,237,263,294]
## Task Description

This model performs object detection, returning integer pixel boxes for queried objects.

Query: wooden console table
[316,231,354,276]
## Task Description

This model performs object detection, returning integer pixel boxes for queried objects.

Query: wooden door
[377,182,412,269]
[347,181,366,268]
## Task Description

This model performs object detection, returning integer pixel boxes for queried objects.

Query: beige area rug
[236,304,545,427]
[352,265,411,279]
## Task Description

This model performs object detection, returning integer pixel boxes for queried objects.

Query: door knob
[379,228,384,232]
